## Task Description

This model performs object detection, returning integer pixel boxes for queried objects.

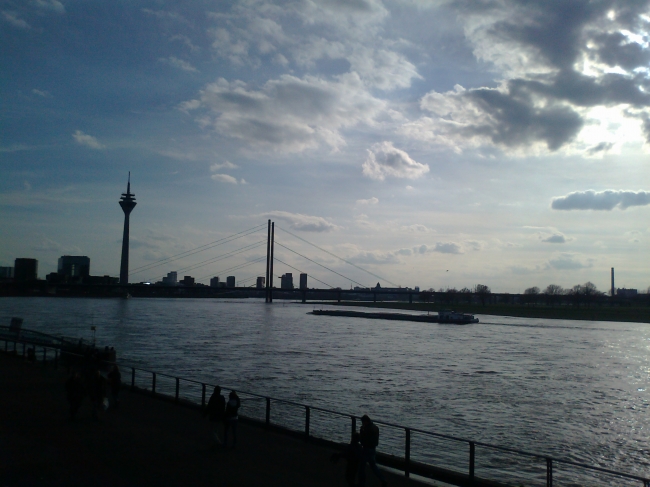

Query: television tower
[119,172,137,285]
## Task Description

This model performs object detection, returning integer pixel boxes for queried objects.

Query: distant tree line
[419,282,649,307]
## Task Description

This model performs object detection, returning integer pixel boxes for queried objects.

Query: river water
[1,297,648,486]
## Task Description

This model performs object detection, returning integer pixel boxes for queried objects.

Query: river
[1,297,648,486]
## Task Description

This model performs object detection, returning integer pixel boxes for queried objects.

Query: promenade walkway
[0,352,432,487]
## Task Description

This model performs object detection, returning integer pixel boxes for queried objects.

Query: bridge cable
[129,223,267,276]
[275,225,399,287]
[274,241,367,288]
[154,240,267,281]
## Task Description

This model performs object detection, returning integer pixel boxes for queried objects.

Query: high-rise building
[181,276,195,286]
[281,273,294,289]
[14,258,38,282]
[58,255,90,279]
[0,267,14,279]
[162,271,178,285]
[299,273,307,290]
[226,276,235,288]
[256,276,265,289]
[210,276,220,288]
[119,173,137,285]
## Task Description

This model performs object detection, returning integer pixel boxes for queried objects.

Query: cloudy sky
[2,0,649,293]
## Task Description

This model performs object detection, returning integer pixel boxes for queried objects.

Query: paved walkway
[0,352,432,487]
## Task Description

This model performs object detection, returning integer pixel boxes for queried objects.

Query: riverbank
[319,301,650,323]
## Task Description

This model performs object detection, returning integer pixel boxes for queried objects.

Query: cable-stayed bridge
[127,220,421,303]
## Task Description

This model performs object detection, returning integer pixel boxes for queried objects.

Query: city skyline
[1,0,649,293]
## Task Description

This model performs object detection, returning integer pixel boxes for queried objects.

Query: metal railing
[2,337,648,487]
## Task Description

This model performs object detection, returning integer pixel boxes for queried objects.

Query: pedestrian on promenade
[204,386,226,448]
[358,414,387,487]
[223,390,241,449]
[107,364,122,410]
[330,432,362,486]
[65,371,85,420]
[88,369,107,421]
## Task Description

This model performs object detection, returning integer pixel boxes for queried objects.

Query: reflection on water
[1,297,648,483]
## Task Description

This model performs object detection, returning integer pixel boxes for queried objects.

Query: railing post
[351,416,357,438]
[265,398,271,427]
[305,406,310,439]
[405,428,411,478]
[175,378,179,402]
[151,372,156,394]
[201,383,206,408]
[131,368,135,389]
[546,458,553,487]
[469,441,475,482]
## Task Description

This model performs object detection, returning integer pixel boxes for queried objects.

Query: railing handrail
[3,337,648,485]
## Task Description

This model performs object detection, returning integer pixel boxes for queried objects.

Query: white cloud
[433,242,462,254]
[32,89,51,98]
[356,197,378,205]
[183,74,386,153]
[33,0,65,14]
[547,253,594,270]
[401,224,432,233]
[552,190,650,211]
[2,11,30,29]
[262,211,339,232]
[72,130,105,150]
[210,161,238,171]
[211,174,238,184]
[159,56,199,72]
[362,141,429,180]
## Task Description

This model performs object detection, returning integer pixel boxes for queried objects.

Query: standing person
[358,415,387,487]
[204,386,226,448]
[65,371,85,421]
[330,432,363,486]
[87,369,106,422]
[223,390,241,449]
[107,364,122,410]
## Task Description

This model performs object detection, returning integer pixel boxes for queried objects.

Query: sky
[1,0,649,293]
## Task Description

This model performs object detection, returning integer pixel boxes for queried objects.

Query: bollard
[351,416,357,438]
[405,428,411,478]
[546,458,553,487]
[469,441,475,481]
[265,397,271,427]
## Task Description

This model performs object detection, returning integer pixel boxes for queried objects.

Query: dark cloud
[541,234,566,244]
[585,141,613,155]
[465,87,584,150]
[434,242,462,254]
[552,190,650,210]
[417,0,650,152]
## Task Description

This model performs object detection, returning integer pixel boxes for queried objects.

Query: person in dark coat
[65,371,85,420]
[107,365,122,410]
[223,390,241,449]
[330,432,362,486]
[87,369,106,421]
[358,415,387,487]
[204,386,226,447]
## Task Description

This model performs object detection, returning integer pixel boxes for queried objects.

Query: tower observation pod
[119,173,137,285]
